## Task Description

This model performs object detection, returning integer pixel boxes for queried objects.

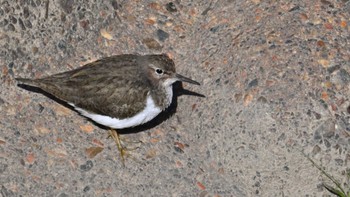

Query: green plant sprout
[303,152,350,197]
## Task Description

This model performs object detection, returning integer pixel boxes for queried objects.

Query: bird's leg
[108,129,128,164]
[108,129,142,165]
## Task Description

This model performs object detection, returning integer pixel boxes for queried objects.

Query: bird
[16,54,200,162]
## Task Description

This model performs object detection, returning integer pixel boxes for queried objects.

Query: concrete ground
[1,0,350,196]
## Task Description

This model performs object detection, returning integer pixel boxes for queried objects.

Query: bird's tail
[15,78,40,87]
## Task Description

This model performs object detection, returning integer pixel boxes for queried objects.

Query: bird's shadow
[18,82,204,135]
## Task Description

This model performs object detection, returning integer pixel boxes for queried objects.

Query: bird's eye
[155,68,163,75]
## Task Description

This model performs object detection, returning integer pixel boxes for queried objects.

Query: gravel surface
[1,0,350,196]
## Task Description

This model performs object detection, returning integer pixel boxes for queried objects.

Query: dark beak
[175,73,200,85]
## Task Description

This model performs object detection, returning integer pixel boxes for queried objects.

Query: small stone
[174,145,184,153]
[144,17,156,25]
[243,93,253,106]
[323,139,331,148]
[32,46,38,54]
[142,38,162,50]
[24,20,32,28]
[0,163,8,173]
[312,145,321,155]
[254,181,260,187]
[315,119,335,139]
[156,29,169,42]
[322,126,335,138]
[277,133,285,141]
[100,28,113,40]
[18,18,26,30]
[57,40,67,50]
[36,104,45,113]
[318,59,330,68]
[345,154,350,164]
[0,97,5,105]
[80,160,93,171]
[3,3,12,14]
[334,158,343,166]
[327,64,340,74]
[7,24,15,31]
[145,149,157,159]
[35,126,50,134]
[317,40,325,47]
[313,130,321,140]
[83,186,90,192]
[20,159,25,166]
[60,0,74,14]
[0,19,8,27]
[78,10,85,19]
[314,112,321,120]
[26,153,36,164]
[166,2,177,12]
[46,148,68,157]
[9,16,17,24]
[85,147,103,158]
[111,0,120,10]
[197,181,206,190]
[61,13,66,22]
[288,5,300,12]
[23,7,30,18]
[257,96,267,103]
[149,2,162,10]
[247,78,258,88]
[339,69,350,83]
[71,23,77,31]
[8,62,13,69]
[79,20,89,29]
[31,137,38,142]
[210,25,220,33]
[80,124,94,133]
[10,50,18,59]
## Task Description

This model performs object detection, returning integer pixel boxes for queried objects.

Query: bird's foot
[108,129,142,165]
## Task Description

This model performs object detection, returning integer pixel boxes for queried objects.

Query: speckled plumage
[16,54,200,129]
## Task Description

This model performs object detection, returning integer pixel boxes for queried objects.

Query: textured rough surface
[1,0,350,196]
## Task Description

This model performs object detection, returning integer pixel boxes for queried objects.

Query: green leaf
[323,183,346,197]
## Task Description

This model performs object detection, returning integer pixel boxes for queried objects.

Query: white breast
[70,94,162,129]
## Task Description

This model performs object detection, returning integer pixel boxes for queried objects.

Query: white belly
[71,94,162,129]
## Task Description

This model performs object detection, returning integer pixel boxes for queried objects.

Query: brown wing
[18,54,151,119]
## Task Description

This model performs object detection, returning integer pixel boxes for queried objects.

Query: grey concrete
[1,0,350,196]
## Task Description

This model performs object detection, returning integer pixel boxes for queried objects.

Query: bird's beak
[175,73,200,85]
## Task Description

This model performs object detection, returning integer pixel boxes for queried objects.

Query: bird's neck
[150,84,173,110]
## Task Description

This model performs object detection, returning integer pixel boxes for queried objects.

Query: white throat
[162,78,177,107]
